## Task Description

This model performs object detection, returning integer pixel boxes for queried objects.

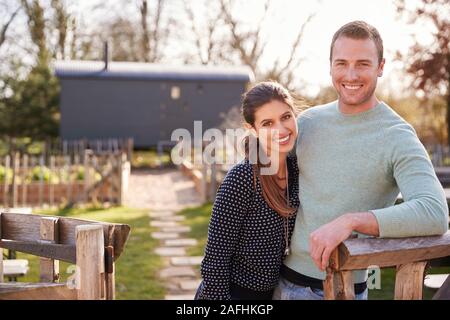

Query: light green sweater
[285,100,449,284]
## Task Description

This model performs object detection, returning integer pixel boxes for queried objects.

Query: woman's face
[248,99,298,156]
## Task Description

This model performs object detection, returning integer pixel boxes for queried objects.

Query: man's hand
[309,212,380,271]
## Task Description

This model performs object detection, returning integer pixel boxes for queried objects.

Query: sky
[229,0,428,95]
[2,0,434,96]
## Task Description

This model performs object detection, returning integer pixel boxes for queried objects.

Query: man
[273,20,449,300]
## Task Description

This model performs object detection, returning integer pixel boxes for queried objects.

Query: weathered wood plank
[0,240,76,263]
[0,212,130,261]
[432,274,450,300]
[323,269,355,300]
[394,261,427,300]
[340,271,355,300]
[0,282,77,300]
[76,225,105,300]
[335,232,450,270]
[105,246,115,300]
[40,217,60,282]
[323,269,335,300]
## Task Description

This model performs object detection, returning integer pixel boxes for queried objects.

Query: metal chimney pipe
[103,41,109,70]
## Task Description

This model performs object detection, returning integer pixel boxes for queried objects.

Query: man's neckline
[335,101,384,117]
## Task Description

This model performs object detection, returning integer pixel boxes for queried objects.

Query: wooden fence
[324,232,450,300]
[179,160,229,204]
[0,211,130,300]
[0,150,130,208]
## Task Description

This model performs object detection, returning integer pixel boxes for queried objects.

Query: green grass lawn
[181,203,449,300]
[13,206,165,299]
[131,150,172,169]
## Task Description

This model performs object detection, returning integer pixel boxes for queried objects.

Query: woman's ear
[244,123,257,137]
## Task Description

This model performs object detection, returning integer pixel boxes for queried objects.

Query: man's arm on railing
[371,124,449,238]
[310,211,379,271]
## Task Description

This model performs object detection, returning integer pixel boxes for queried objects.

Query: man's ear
[378,58,385,77]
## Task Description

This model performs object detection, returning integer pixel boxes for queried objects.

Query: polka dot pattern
[196,154,299,300]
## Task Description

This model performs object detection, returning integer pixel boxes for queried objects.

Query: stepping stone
[165,294,195,300]
[179,279,202,291]
[424,274,449,289]
[154,247,186,256]
[151,232,180,240]
[159,215,185,222]
[159,266,196,278]
[149,211,175,218]
[164,238,198,247]
[150,220,179,228]
[171,256,204,266]
[161,226,191,233]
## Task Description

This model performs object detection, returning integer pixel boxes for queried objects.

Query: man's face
[330,36,385,112]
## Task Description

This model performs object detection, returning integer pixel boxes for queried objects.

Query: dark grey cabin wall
[60,78,246,147]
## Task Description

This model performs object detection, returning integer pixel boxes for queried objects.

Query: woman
[195,81,301,300]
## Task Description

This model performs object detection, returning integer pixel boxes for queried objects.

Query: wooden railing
[324,231,450,300]
[0,211,130,300]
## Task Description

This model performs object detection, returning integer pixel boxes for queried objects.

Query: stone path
[124,168,204,300]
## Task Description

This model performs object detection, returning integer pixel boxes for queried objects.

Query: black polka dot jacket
[196,153,300,300]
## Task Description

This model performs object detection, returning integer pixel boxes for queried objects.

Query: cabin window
[171,86,180,100]
[197,84,204,94]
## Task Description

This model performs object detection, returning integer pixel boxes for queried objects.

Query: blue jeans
[273,276,368,300]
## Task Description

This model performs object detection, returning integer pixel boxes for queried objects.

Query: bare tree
[139,0,167,62]
[0,3,20,48]
[184,0,315,89]
[50,0,70,60]
[395,0,450,144]
[183,0,223,65]
[20,0,49,61]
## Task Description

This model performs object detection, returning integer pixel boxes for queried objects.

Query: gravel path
[124,168,204,300]
[124,168,203,211]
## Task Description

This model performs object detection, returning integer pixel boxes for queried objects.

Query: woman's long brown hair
[241,81,302,217]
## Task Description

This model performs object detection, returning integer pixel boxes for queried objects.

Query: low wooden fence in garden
[0,149,130,208]
[179,160,229,204]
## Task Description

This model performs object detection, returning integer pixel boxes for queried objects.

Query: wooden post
[323,268,336,300]
[83,150,90,204]
[39,155,44,207]
[40,217,60,282]
[57,156,63,207]
[394,261,427,300]
[3,155,10,208]
[22,154,28,207]
[63,140,68,156]
[117,153,128,206]
[49,156,55,208]
[105,246,115,300]
[323,270,355,300]
[200,163,207,204]
[126,138,133,162]
[91,156,98,205]
[0,212,3,282]
[107,155,113,204]
[210,162,217,202]
[11,152,19,208]
[76,225,105,300]
[323,249,355,300]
